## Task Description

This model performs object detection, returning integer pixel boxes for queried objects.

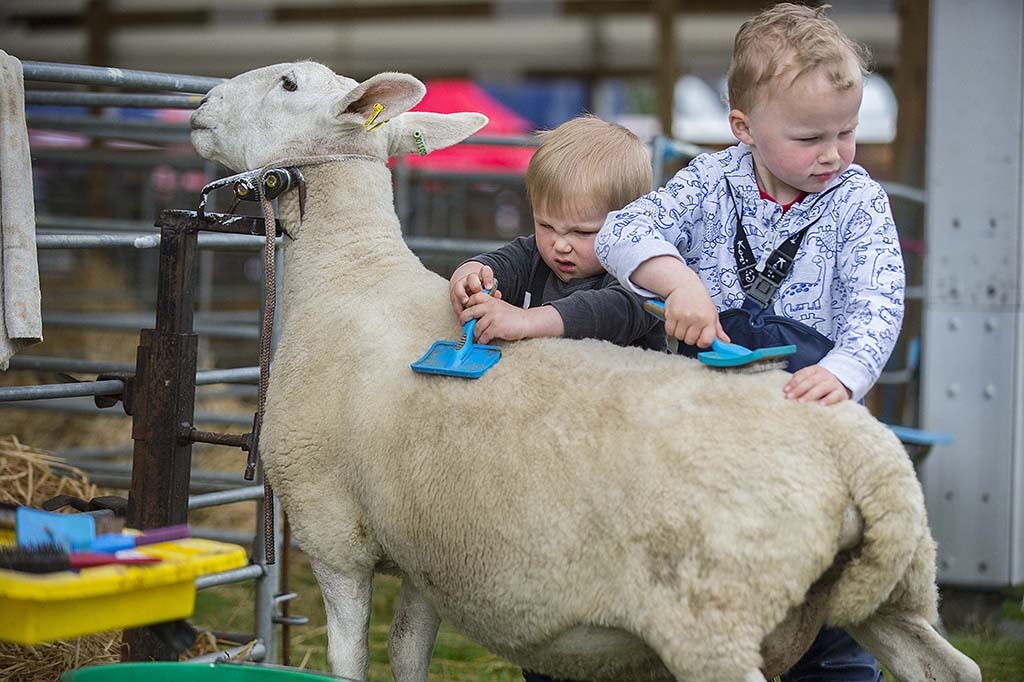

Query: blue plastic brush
[641,298,796,369]
[411,288,502,379]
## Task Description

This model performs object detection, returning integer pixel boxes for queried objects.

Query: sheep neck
[276,159,420,290]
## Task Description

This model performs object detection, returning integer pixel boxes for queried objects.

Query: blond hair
[727,3,871,113]
[525,115,652,219]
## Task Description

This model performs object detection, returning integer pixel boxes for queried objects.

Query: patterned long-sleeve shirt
[595,142,904,400]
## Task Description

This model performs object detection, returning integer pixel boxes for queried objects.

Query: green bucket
[62,662,350,682]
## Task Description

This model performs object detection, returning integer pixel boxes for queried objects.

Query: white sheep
[190,62,982,682]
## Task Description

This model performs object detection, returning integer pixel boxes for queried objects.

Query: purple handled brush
[89,523,190,553]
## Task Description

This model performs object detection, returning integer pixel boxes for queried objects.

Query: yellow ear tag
[363,103,387,131]
[413,130,428,156]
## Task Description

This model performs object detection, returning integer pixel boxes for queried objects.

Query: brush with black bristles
[0,544,161,574]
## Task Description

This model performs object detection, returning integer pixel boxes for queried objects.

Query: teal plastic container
[62,662,347,682]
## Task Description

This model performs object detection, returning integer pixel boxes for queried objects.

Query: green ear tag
[413,130,428,156]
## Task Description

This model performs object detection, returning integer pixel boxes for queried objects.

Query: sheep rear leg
[388,580,441,682]
[310,556,374,680]
[847,612,982,682]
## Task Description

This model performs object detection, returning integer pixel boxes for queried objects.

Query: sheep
[189,61,982,682]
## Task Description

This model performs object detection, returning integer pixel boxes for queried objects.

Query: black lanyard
[727,175,849,307]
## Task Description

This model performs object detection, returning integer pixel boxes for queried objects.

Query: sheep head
[191,61,488,171]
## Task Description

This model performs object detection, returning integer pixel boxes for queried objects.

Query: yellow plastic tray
[0,537,248,644]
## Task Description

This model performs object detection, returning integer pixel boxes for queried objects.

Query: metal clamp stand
[117,209,288,662]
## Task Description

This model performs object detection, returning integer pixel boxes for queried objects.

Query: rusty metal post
[122,218,199,662]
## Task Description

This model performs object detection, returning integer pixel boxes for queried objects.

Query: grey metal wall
[921,0,1024,587]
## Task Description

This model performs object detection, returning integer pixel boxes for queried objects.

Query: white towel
[0,50,42,369]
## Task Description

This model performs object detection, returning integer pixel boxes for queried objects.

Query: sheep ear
[334,72,426,122]
[387,112,489,156]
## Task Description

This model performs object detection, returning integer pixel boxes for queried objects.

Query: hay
[0,634,122,682]
[0,434,98,507]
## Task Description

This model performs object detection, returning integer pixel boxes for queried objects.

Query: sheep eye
[281,75,297,92]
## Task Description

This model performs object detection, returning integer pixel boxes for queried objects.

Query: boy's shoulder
[685,143,753,185]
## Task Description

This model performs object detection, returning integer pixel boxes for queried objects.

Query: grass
[193,552,1024,681]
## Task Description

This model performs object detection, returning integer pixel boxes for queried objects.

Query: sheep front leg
[388,579,441,682]
[310,556,374,680]
[847,612,982,682]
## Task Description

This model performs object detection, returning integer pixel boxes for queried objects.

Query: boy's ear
[729,109,753,144]
[386,111,489,157]
[332,72,426,123]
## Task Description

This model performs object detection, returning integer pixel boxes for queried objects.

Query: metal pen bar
[67,467,252,495]
[0,379,124,402]
[8,355,136,374]
[27,114,190,144]
[21,61,223,93]
[38,229,505,258]
[196,564,267,590]
[195,367,260,385]
[192,527,301,550]
[9,355,259,385]
[41,311,259,339]
[404,235,508,256]
[56,445,132,460]
[466,135,538,147]
[189,486,266,510]
[197,564,266,590]
[27,91,203,109]
[37,232,278,251]
[0,396,252,426]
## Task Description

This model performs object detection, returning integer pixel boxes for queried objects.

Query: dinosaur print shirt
[595,142,905,401]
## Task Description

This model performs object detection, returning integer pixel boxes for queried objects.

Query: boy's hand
[460,292,565,346]
[449,263,502,316]
[459,293,534,343]
[785,365,851,405]
[664,280,729,348]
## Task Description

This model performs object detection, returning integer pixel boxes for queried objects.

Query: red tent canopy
[400,79,535,174]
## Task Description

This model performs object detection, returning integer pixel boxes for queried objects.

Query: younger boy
[595,3,902,680]
[451,115,663,352]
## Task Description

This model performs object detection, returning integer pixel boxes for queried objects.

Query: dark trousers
[521,627,881,682]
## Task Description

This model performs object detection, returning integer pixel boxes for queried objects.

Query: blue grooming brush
[641,298,796,369]
[411,288,502,379]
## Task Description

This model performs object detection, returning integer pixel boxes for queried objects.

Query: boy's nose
[818,144,840,164]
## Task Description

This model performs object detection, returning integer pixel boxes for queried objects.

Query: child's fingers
[465,291,498,308]
[818,387,849,405]
[696,324,717,349]
[465,272,483,294]
[458,302,488,324]
[473,315,490,342]
[784,367,817,400]
[479,266,495,291]
[796,380,833,404]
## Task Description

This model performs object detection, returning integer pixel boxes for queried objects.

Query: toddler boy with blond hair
[451,115,663,351]
[597,3,902,681]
